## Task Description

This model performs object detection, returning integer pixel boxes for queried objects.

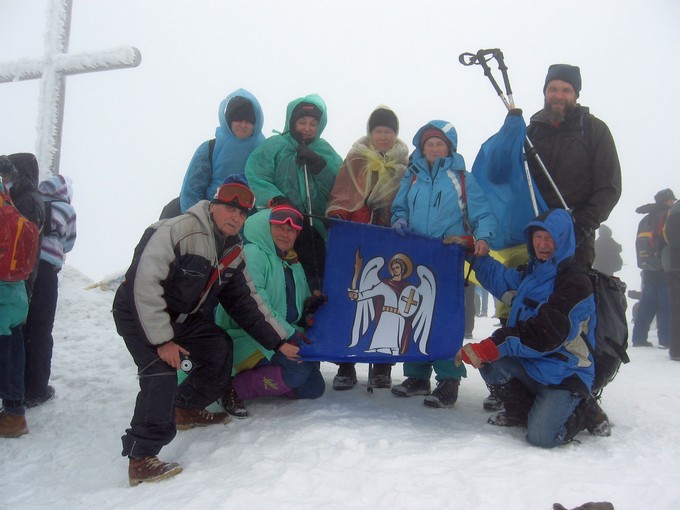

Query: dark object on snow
[553,502,614,510]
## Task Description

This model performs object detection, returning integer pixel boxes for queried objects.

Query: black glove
[296,144,327,175]
[0,155,15,176]
[297,292,328,329]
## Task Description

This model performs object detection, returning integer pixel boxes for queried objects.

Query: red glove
[458,338,500,368]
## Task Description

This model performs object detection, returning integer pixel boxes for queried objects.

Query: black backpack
[562,266,630,395]
[635,211,666,271]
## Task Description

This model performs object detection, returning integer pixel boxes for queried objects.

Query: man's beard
[544,99,575,123]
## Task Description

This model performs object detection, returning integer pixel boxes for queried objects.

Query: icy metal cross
[0,0,141,176]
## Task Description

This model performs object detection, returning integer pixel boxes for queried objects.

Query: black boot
[483,384,503,411]
[368,364,392,388]
[487,379,533,427]
[333,363,357,391]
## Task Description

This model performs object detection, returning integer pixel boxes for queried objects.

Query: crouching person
[215,201,325,415]
[455,209,608,448]
[113,181,291,486]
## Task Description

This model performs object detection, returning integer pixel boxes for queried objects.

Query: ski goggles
[269,206,303,231]
[212,183,255,211]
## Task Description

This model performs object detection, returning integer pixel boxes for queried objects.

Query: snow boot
[221,387,249,419]
[582,396,611,437]
[0,410,29,438]
[333,363,358,391]
[232,365,293,400]
[128,456,182,487]
[391,377,431,397]
[174,407,231,431]
[483,384,504,411]
[487,379,533,426]
[368,363,392,389]
[424,378,460,408]
[24,385,56,409]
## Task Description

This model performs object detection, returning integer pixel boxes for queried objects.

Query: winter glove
[455,338,500,368]
[392,218,409,236]
[553,503,614,510]
[296,144,327,175]
[297,292,328,329]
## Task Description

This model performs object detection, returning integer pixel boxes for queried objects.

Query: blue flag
[471,113,548,250]
[301,220,465,363]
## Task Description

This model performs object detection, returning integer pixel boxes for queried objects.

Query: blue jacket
[180,89,265,212]
[473,208,596,393]
[391,120,496,242]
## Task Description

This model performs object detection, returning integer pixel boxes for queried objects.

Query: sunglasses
[214,183,255,209]
[270,206,303,231]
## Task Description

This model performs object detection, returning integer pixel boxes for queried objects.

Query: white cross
[0,0,141,177]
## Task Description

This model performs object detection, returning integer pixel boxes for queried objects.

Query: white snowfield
[2,265,679,510]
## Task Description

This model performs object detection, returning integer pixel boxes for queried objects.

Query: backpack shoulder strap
[208,138,216,170]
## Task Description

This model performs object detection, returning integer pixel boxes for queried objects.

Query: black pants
[114,293,232,458]
[667,271,680,359]
[24,260,60,400]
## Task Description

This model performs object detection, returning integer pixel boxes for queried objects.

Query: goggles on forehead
[269,206,303,231]
[213,183,255,210]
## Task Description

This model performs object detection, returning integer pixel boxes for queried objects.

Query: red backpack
[0,186,40,281]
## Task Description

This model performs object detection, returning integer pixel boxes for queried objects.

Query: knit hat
[290,102,322,125]
[654,188,676,204]
[420,127,451,150]
[543,64,582,97]
[368,108,399,134]
[226,96,256,125]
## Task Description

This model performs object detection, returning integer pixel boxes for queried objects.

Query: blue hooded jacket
[391,120,496,242]
[473,208,596,392]
[180,88,265,211]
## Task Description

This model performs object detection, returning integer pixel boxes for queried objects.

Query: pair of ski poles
[459,48,568,211]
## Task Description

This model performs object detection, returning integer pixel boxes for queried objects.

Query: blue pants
[0,325,26,416]
[632,270,670,346]
[259,352,325,399]
[480,357,582,448]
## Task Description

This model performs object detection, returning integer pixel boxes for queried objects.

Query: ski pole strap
[175,245,243,323]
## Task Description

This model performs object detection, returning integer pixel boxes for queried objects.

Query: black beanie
[226,96,256,125]
[655,188,676,204]
[290,102,322,127]
[543,64,582,97]
[368,108,399,134]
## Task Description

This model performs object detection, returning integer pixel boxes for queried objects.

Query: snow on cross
[0,0,141,178]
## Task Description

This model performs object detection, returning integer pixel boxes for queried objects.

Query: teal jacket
[215,209,310,372]
[0,281,28,335]
[245,94,342,238]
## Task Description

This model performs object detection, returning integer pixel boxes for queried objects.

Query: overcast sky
[1,0,679,289]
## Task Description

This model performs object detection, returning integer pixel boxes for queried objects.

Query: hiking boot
[175,407,231,431]
[483,386,504,411]
[424,378,459,408]
[221,388,249,419]
[583,397,611,437]
[488,410,527,427]
[632,341,653,347]
[333,363,357,391]
[368,364,392,389]
[24,385,56,409]
[128,456,182,487]
[0,411,29,438]
[391,377,431,397]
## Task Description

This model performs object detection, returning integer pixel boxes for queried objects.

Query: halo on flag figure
[348,249,436,356]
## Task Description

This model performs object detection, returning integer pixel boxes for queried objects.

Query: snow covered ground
[2,265,679,510]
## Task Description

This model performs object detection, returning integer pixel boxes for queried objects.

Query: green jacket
[0,281,28,335]
[215,209,311,373]
[245,94,342,238]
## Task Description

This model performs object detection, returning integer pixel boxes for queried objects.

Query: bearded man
[526,64,621,267]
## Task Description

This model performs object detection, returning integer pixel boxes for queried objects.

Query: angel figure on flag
[347,249,436,355]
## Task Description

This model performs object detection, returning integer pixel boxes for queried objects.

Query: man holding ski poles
[526,64,622,268]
